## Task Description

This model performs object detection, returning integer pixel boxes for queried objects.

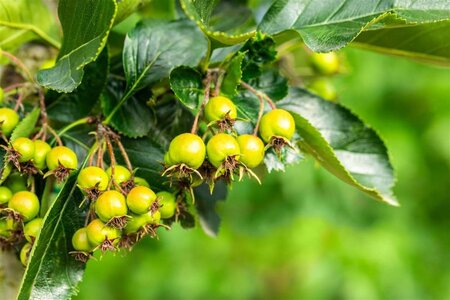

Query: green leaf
[264,145,303,173]
[353,20,450,66]
[117,136,166,189]
[221,52,245,97]
[0,0,60,50]
[10,108,40,142]
[17,171,86,300]
[102,77,153,138]
[240,34,277,80]
[46,48,109,123]
[194,181,227,237]
[115,0,149,25]
[277,88,398,206]
[169,66,204,113]
[37,0,117,93]
[180,0,256,47]
[123,19,208,95]
[259,0,450,53]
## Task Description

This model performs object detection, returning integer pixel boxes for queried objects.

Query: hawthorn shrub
[0,0,449,299]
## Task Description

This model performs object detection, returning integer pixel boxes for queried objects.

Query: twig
[0,50,34,83]
[191,70,213,134]
[47,126,63,146]
[212,69,225,97]
[13,93,25,112]
[240,81,276,110]
[96,138,104,169]
[3,82,27,93]
[253,93,264,136]
[115,138,133,173]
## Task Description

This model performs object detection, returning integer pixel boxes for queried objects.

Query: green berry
[12,137,35,162]
[23,218,43,243]
[156,191,176,219]
[126,186,157,215]
[106,165,131,184]
[72,227,93,252]
[0,186,13,205]
[0,108,19,136]
[95,190,128,222]
[8,191,40,222]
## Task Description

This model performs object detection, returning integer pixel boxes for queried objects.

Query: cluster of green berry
[306,52,340,101]
[164,95,295,187]
[71,164,176,262]
[0,107,79,266]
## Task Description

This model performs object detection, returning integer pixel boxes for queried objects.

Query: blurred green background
[75,48,450,300]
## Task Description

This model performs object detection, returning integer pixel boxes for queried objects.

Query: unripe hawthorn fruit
[144,210,161,225]
[77,166,109,191]
[307,79,337,101]
[72,227,93,252]
[94,190,128,222]
[206,133,240,168]
[86,219,121,247]
[20,242,32,266]
[46,146,78,170]
[134,176,150,188]
[0,186,13,205]
[8,191,40,221]
[126,186,157,215]
[237,135,265,168]
[12,137,35,162]
[205,96,237,122]
[0,108,19,136]
[310,52,339,75]
[124,214,148,234]
[33,140,51,169]
[259,109,295,142]
[167,133,206,169]
[24,217,43,243]
[106,165,131,184]
[156,191,176,219]
[5,173,27,193]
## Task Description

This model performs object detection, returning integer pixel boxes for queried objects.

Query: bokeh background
[75,49,450,300]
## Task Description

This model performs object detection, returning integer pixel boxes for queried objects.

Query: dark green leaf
[240,34,277,80]
[115,0,149,25]
[0,0,60,50]
[116,136,166,189]
[102,77,153,138]
[169,66,204,113]
[180,0,256,47]
[46,48,109,123]
[10,108,40,142]
[194,181,227,237]
[37,0,117,92]
[353,20,450,66]
[264,145,303,173]
[259,0,450,53]
[17,171,86,300]
[277,88,398,206]
[123,19,208,95]
[221,52,245,97]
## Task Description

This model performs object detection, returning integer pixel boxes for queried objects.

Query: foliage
[0,0,448,299]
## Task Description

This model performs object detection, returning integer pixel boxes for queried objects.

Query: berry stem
[115,138,133,174]
[0,50,34,83]
[240,81,276,109]
[191,70,213,134]
[38,89,48,141]
[3,82,28,93]
[253,93,264,136]
[212,69,225,97]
